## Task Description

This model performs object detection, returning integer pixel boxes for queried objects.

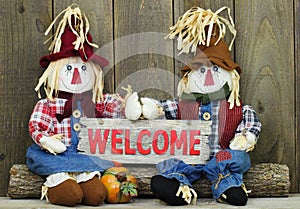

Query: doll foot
[79,176,108,206]
[220,186,248,206]
[151,175,188,206]
[47,179,83,207]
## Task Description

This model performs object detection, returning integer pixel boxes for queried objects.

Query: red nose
[71,67,82,84]
[204,69,215,86]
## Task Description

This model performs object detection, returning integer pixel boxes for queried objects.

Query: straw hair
[165,6,236,54]
[228,70,241,109]
[44,3,98,56]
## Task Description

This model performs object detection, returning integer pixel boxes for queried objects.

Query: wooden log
[7,163,290,199]
[128,163,290,198]
[8,164,45,199]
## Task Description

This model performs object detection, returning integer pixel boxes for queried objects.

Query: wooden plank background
[0,0,298,195]
[296,0,300,193]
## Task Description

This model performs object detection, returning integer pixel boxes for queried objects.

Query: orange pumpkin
[101,167,137,203]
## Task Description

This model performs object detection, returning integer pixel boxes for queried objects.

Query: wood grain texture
[7,163,290,199]
[77,118,212,164]
[0,0,52,196]
[53,0,114,93]
[295,0,300,193]
[114,0,174,100]
[0,0,298,196]
[235,0,295,191]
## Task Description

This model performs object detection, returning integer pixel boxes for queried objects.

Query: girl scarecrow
[126,7,262,206]
[26,4,127,207]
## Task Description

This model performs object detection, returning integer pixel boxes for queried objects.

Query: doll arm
[137,98,179,120]
[158,99,179,119]
[29,100,53,145]
[96,91,142,120]
[28,100,66,154]
[124,95,177,120]
[230,105,262,151]
[133,97,178,120]
[96,94,126,119]
[140,97,164,120]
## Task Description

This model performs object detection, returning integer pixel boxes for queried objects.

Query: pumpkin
[101,167,138,203]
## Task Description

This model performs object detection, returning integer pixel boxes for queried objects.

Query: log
[8,164,45,199]
[7,163,290,199]
[127,163,290,198]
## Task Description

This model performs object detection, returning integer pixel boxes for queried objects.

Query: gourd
[101,167,138,203]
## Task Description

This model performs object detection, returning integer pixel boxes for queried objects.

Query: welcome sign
[77,118,212,164]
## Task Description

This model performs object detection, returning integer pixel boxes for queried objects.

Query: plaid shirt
[159,99,261,156]
[29,94,125,146]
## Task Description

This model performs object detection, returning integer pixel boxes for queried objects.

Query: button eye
[213,66,219,72]
[200,68,206,73]
[66,65,72,71]
[81,64,87,71]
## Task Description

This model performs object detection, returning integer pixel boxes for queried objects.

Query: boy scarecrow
[126,7,261,206]
[26,4,127,207]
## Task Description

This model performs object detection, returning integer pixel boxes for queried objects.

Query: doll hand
[140,97,164,120]
[124,92,142,120]
[40,135,67,155]
[176,185,197,204]
[229,131,257,152]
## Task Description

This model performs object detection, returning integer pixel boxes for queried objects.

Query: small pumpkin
[101,167,138,203]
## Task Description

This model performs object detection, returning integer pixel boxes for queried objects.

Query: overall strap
[218,100,243,149]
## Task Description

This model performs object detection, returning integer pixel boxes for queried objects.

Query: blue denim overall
[26,100,113,176]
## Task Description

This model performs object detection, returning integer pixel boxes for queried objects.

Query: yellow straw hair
[228,70,241,109]
[166,6,236,55]
[44,3,98,55]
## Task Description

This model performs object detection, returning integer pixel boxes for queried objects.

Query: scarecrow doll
[126,7,262,206]
[26,4,127,207]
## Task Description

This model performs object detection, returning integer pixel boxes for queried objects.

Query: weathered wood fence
[0,0,299,195]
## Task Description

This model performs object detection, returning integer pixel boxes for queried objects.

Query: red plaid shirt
[29,94,125,146]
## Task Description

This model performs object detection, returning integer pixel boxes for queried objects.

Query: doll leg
[77,171,108,206]
[203,150,251,206]
[219,186,248,206]
[47,179,83,206]
[43,172,83,206]
[151,175,188,206]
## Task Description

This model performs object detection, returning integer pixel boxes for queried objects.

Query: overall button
[72,109,81,118]
[73,123,81,132]
[203,112,211,121]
